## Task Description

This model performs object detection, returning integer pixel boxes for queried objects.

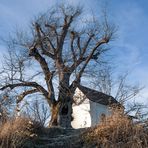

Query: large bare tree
[0,4,115,127]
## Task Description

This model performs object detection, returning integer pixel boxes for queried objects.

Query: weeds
[0,117,43,148]
[82,108,148,148]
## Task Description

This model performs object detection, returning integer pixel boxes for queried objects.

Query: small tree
[89,66,146,118]
[0,4,115,127]
[23,99,50,126]
[0,90,15,124]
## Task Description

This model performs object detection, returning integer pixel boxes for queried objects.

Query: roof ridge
[77,85,118,105]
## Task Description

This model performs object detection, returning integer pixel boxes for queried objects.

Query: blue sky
[0,0,148,103]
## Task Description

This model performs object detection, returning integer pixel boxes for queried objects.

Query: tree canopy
[0,4,116,127]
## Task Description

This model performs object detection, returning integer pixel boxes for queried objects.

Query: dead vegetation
[0,110,147,148]
[0,117,43,148]
[82,108,148,148]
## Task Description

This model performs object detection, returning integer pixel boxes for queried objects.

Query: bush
[0,117,43,148]
[82,109,148,148]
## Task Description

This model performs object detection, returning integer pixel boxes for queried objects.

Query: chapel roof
[77,85,118,105]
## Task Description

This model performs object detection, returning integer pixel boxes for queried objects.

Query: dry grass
[0,117,43,148]
[82,109,148,148]
[0,110,147,148]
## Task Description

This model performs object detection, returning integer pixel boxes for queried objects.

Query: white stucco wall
[71,102,91,128]
[72,88,91,128]
[72,88,111,129]
[90,101,110,126]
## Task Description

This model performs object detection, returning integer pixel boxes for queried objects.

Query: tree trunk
[49,103,59,127]
[48,99,73,128]
[56,72,73,128]
[58,97,73,128]
[48,72,74,128]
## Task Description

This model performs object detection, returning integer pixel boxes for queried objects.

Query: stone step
[34,134,81,147]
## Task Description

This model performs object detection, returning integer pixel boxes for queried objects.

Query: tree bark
[49,103,59,127]
[49,72,74,128]
[58,97,73,128]
[48,98,73,128]
[57,72,73,128]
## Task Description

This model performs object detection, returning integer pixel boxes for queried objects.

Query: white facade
[72,88,111,129]
[90,101,110,126]
[71,102,91,128]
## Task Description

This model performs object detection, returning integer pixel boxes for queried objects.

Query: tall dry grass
[0,117,43,148]
[82,108,148,148]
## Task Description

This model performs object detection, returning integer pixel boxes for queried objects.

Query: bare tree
[0,90,15,124]
[89,66,146,119]
[0,4,115,127]
[20,99,50,126]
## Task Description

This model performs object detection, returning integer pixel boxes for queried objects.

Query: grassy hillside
[82,111,148,148]
[0,112,147,148]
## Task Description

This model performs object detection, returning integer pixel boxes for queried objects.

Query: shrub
[82,109,148,148]
[0,117,43,148]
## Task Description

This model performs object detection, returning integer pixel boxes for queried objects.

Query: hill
[0,112,147,148]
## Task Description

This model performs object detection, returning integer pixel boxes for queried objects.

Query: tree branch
[0,81,52,102]
[29,47,54,89]
[70,31,77,64]
[34,23,55,59]
[56,15,73,59]
[74,38,109,83]
[17,89,38,103]
[69,34,94,72]
[45,23,59,47]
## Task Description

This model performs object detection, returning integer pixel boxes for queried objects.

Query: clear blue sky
[0,0,148,103]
